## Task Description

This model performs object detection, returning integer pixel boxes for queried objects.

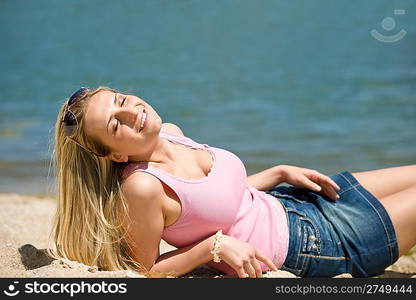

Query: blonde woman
[49,86,416,278]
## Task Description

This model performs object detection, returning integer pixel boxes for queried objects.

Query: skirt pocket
[300,216,320,255]
[279,200,349,277]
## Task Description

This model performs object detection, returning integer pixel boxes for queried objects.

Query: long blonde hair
[47,87,150,275]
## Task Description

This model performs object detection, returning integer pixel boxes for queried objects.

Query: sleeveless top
[122,130,289,274]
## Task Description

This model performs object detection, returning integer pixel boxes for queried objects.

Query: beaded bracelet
[210,230,223,263]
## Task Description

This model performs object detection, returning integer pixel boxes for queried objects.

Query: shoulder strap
[122,129,211,182]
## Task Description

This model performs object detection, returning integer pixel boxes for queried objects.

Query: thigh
[268,171,400,277]
[378,185,416,256]
[352,165,416,200]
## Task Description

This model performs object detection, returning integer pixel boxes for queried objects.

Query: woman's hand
[219,235,278,278]
[280,165,341,201]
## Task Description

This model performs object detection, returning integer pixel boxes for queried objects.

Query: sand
[1,193,415,278]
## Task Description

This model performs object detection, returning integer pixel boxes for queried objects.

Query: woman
[49,86,416,278]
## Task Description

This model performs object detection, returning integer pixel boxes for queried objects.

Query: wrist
[209,230,223,263]
[274,165,287,182]
[204,235,216,262]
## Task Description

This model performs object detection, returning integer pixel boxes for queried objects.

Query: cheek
[118,130,140,148]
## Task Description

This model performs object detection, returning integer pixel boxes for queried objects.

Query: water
[0,0,415,195]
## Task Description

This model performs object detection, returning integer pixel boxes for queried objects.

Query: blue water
[0,0,415,195]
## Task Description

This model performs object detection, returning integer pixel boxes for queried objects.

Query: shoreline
[1,193,415,278]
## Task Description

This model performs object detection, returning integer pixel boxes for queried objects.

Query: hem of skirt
[338,171,400,266]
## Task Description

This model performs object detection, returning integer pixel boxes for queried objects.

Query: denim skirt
[266,171,399,277]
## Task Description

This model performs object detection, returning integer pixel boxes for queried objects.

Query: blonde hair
[47,86,162,276]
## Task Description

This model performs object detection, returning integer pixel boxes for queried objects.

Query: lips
[138,108,147,132]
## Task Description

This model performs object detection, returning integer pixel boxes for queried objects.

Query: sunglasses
[62,87,106,157]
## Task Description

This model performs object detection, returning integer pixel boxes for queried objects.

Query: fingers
[252,259,263,278]
[305,180,322,192]
[324,176,341,191]
[236,267,248,278]
[319,182,339,201]
[244,261,257,278]
[240,258,263,278]
[236,265,255,278]
[306,170,341,201]
[255,249,278,272]
[307,179,338,200]
[236,254,275,278]
[312,171,340,191]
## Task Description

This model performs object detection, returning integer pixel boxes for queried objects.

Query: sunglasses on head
[61,87,106,157]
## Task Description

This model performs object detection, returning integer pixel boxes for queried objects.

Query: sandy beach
[1,193,415,278]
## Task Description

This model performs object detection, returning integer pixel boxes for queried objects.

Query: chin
[150,116,162,134]
[155,116,162,127]
[157,119,163,132]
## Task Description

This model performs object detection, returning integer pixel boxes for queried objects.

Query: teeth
[140,111,147,129]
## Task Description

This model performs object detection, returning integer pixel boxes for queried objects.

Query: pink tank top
[122,130,289,274]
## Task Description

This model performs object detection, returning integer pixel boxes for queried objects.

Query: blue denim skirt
[265,171,399,277]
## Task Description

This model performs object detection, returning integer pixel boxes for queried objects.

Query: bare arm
[121,173,165,271]
[248,165,341,200]
[246,165,286,191]
[123,124,279,277]
[122,172,276,277]
[122,171,214,276]
[151,236,215,276]
[153,233,277,278]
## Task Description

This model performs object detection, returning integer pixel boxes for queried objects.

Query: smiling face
[83,90,163,161]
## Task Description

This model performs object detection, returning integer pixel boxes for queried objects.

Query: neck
[128,136,176,165]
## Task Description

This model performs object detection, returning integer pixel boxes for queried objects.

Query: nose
[115,106,140,128]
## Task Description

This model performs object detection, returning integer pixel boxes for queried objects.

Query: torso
[148,125,214,227]
[158,142,214,226]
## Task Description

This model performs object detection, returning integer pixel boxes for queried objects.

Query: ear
[106,152,128,163]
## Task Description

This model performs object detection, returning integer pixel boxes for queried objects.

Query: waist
[222,187,290,270]
[162,186,290,269]
[271,194,290,268]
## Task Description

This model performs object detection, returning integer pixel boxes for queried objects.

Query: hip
[266,171,399,277]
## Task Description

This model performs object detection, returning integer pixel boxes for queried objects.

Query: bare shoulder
[122,171,164,206]
[120,171,165,270]
[161,123,184,136]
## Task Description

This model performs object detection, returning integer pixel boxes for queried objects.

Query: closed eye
[121,96,126,107]
[114,96,127,132]
[114,119,119,132]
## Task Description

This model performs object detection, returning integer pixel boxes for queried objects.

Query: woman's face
[84,90,163,160]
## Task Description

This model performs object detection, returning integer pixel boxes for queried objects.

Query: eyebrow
[106,92,117,135]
